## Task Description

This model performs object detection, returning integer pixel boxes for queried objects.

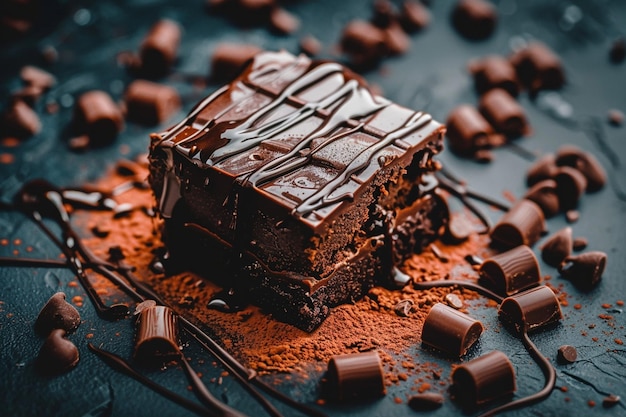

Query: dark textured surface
[1,0,625,416]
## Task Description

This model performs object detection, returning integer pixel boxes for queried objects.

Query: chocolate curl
[35,292,81,336]
[523,179,560,218]
[451,350,516,408]
[421,303,483,357]
[498,286,563,333]
[540,227,572,267]
[526,154,558,187]
[468,55,520,97]
[140,19,181,77]
[480,245,541,296]
[326,351,385,402]
[134,305,180,365]
[74,90,124,146]
[510,42,565,92]
[36,329,80,375]
[479,88,530,137]
[555,145,607,192]
[445,104,500,155]
[490,199,545,249]
[558,251,607,290]
[554,166,587,210]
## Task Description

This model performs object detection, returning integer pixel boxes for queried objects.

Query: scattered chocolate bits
[490,199,545,249]
[541,227,573,267]
[73,90,124,147]
[557,345,577,364]
[499,286,563,333]
[325,351,385,402]
[124,80,181,126]
[510,42,565,93]
[36,329,80,375]
[478,88,530,137]
[134,305,180,366]
[480,245,541,296]
[35,292,81,336]
[408,392,444,411]
[210,43,262,82]
[139,19,181,77]
[468,55,520,97]
[558,251,607,290]
[421,303,483,357]
[451,0,497,40]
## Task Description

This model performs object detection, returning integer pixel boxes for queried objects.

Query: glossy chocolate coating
[36,329,80,375]
[451,350,516,408]
[326,351,385,402]
[421,303,483,357]
[469,55,520,97]
[557,345,577,364]
[490,199,545,248]
[134,305,180,364]
[445,104,496,154]
[498,285,563,333]
[558,251,607,290]
[451,0,497,40]
[526,154,558,187]
[540,226,572,267]
[555,145,607,192]
[74,90,124,146]
[125,80,181,126]
[480,245,541,296]
[35,292,81,336]
[479,88,529,137]
[510,42,565,92]
[140,19,181,76]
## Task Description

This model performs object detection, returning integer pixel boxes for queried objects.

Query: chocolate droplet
[35,292,81,336]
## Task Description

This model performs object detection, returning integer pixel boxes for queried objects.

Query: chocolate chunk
[451,350,516,408]
[299,35,322,56]
[269,7,300,35]
[2,99,41,138]
[74,90,124,146]
[371,0,396,28]
[480,245,541,296]
[468,55,520,97]
[572,237,587,251]
[421,303,483,357]
[36,329,80,375]
[558,251,607,290]
[340,20,387,67]
[326,351,385,402]
[498,285,563,333]
[479,88,530,137]
[602,394,621,408]
[210,43,262,82]
[383,22,411,56]
[541,227,573,267]
[35,292,81,336]
[445,293,464,309]
[490,199,545,249]
[524,179,560,218]
[609,38,625,64]
[124,80,181,126]
[451,0,497,40]
[526,154,558,187]
[557,345,577,364]
[554,166,587,210]
[399,0,431,33]
[510,42,565,92]
[555,145,606,192]
[607,109,624,126]
[408,392,444,411]
[139,19,181,77]
[445,104,500,155]
[134,305,180,365]
[20,65,56,92]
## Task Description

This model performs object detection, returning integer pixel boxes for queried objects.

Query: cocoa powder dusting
[78,162,492,385]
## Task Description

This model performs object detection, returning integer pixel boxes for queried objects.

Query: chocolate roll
[498,286,563,333]
[134,305,180,365]
[480,245,541,296]
[558,251,607,290]
[526,154,558,187]
[326,351,385,402]
[523,179,560,218]
[2,99,41,138]
[554,166,587,210]
[399,0,431,33]
[451,350,516,408]
[124,80,181,126]
[555,145,607,192]
[490,199,545,249]
[421,303,483,357]
[210,43,262,82]
[340,20,387,67]
[469,55,520,97]
[74,90,124,146]
[35,292,81,336]
[540,227,572,267]
[445,104,499,154]
[36,329,80,375]
[451,0,497,40]
[479,88,529,137]
[510,42,565,92]
[140,19,181,77]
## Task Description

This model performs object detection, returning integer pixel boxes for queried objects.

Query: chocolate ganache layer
[148,51,446,331]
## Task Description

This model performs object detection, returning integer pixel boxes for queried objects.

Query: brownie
[148,51,446,331]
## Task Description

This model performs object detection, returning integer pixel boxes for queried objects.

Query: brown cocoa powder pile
[77,159,495,387]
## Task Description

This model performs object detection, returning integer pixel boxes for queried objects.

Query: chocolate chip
[510,42,565,93]
[421,303,483,357]
[524,179,560,218]
[408,392,444,411]
[565,209,579,224]
[479,88,530,137]
[210,43,262,82]
[490,199,545,249]
[74,90,124,146]
[541,227,573,267]
[558,251,607,290]
[468,55,520,97]
[139,19,181,77]
[557,345,577,364]
[451,0,497,40]
[35,292,81,336]
[498,286,563,333]
[124,80,181,126]
[399,0,430,33]
[325,351,385,402]
[480,245,541,296]
[36,329,80,375]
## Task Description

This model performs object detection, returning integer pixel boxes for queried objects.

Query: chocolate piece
[74,90,124,146]
[326,351,385,402]
[210,43,262,82]
[299,35,322,56]
[269,7,300,35]
[480,245,541,296]
[139,19,181,77]
[371,0,395,28]
[540,227,572,267]
[523,179,559,218]
[35,292,81,336]
[602,394,621,408]
[474,149,493,163]
[408,392,444,411]
[36,329,80,375]
[340,20,387,67]
[510,42,565,92]
[451,350,516,408]
[451,0,497,40]
[468,55,520,97]
[557,345,577,364]
[479,88,530,137]
[498,286,563,333]
[421,303,483,357]
[554,145,606,192]
[149,51,446,331]
[609,38,625,64]
[399,0,430,33]
[607,109,624,126]
[20,65,56,92]
[383,22,411,56]
[526,154,558,187]
[135,305,180,365]
[565,209,579,224]
[445,293,463,309]
[490,199,545,248]
[445,104,500,155]
[394,299,413,317]
[124,80,181,126]
[572,236,587,251]
[554,166,587,209]
[558,251,607,290]
[2,99,41,138]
